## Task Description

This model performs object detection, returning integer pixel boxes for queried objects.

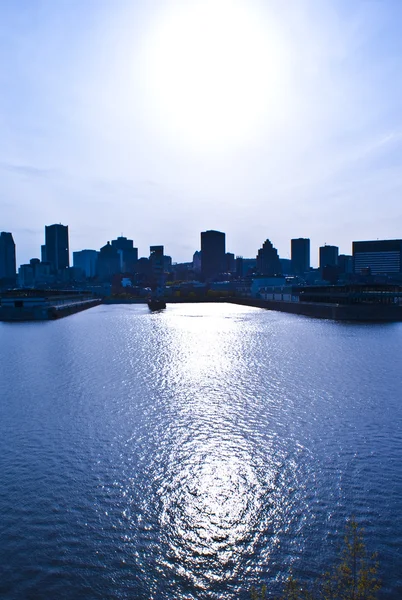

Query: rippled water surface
[1,303,401,599]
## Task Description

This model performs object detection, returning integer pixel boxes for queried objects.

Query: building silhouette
[201,230,226,280]
[236,257,257,278]
[18,263,35,288]
[149,245,164,278]
[164,255,172,271]
[319,245,339,269]
[226,252,236,273]
[45,224,69,273]
[97,242,120,281]
[338,254,353,275]
[256,239,281,276]
[135,257,151,284]
[192,251,202,273]
[353,239,402,275]
[111,236,138,272]
[291,238,310,274]
[0,232,16,286]
[18,258,53,288]
[73,250,98,278]
[280,258,292,274]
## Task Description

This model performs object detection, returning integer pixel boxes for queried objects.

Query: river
[0,303,401,599]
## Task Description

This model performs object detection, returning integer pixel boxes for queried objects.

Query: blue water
[0,303,401,599]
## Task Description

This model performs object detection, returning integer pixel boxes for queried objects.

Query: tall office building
[280,258,292,274]
[97,242,120,280]
[0,232,16,283]
[164,255,172,271]
[201,230,226,280]
[73,250,98,278]
[149,245,164,278]
[353,239,402,275]
[111,236,138,272]
[256,239,281,276]
[192,251,202,273]
[111,236,134,251]
[236,257,257,278]
[338,254,353,275]
[291,238,310,275]
[319,245,339,269]
[45,224,69,272]
[225,252,236,273]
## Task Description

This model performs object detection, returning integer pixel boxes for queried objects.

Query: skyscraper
[0,232,16,284]
[338,254,353,275]
[149,245,164,278]
[256,239,281,276]
[291,238,310,275]
[201,230,226,280]
[319,245,339,269]
[73,250,98,278]
[97,242,120,280]
[45,224,69,273]
[111,236,138,272]
[225,252,236,273]
[192,251,202,273]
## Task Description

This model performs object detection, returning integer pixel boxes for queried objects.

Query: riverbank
[228,297,402,321]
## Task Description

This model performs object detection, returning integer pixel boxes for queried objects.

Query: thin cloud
[0,162,56,178]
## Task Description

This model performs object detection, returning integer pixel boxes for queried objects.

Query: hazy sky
[1,0,402,266]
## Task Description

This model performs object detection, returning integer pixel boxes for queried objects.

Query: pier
[0,290,102,321]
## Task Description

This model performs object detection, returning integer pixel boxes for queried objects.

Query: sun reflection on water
[158,436,264,588]
[144,306,271,590]
[114,305,312,596]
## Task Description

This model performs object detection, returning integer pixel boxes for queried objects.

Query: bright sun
[141,0,286,152]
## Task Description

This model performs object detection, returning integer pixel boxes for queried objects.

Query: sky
[1,0,402,267]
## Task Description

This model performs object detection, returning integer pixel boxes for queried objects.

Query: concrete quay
[229,297,402,322]
[0,290,102,321]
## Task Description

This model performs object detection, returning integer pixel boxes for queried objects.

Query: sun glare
[141,0,286,152]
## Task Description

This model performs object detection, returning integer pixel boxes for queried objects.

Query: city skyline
[2,1,402,266]
[4,222,402,271]
[6,229,292,267]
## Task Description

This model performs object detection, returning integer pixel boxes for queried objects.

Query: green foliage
[280,575,315,600]
[250,584,267,600]
[321,519,380,600]
[251,519,380,600]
